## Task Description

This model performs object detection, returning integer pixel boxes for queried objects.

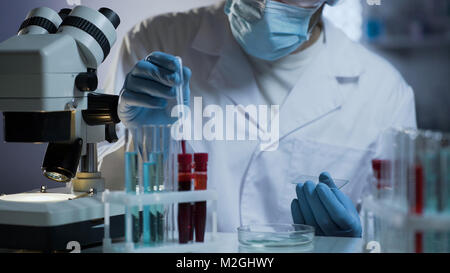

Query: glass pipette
[175,56,187,154]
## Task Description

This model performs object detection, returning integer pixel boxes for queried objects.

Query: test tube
[441,135,450,252]
[124,128,141,244]
[175,56,187,154]
[377,128,398,200]
[175,57,184,118]
[193,153,208,242]
[423,131,446,253]
[423,131,442,214]
[142,125,174,245]
[412,130,426,253]
[395,129,417,210]
[371,159,391,199]
[166,126,178,242]
[177,153,193,244]
[441,134,450,213]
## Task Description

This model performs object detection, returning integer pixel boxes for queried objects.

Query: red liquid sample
[194,174,207,242]
[181,140,186,154]
[177,154,192,244]
[193,153,208,243]
[414,165,424,215]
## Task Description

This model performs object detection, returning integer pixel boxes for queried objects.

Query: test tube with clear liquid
[124,128,141,244]
[175,57,184,126]
[441,134,450,252]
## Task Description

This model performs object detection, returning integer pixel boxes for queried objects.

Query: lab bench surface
[84,232,363,253]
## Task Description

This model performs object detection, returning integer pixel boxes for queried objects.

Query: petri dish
[238,224,314,247]
[291,175,349,189]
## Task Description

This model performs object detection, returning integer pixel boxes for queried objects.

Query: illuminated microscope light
[0,193,77,203]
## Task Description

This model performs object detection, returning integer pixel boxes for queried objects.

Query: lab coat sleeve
[374,78,418,159]
[103,11,201,98]
[389,83,418,130]
[103,19,168,96]
[98,16,170,163]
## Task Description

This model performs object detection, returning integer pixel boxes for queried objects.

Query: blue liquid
[142,152,165,245]
[441,148,450,251]
[125,152,138,193]
[125,151,140,243]
[442,148,450,213]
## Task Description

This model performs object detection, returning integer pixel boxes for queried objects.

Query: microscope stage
[0,187,123,226]
[0,187,124,251]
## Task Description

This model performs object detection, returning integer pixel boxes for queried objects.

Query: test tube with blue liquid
[124,128,141,243]
[142,125,176,245]
[441,135,450,252]
[441,135,450,214]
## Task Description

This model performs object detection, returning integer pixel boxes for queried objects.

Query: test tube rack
[102,189,218,253]
[362,195,450,253]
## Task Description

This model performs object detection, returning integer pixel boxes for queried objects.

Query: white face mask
[225,0,323,61]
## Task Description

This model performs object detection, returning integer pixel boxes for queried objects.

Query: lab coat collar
[321,18,365,78]
[191,2,227,56]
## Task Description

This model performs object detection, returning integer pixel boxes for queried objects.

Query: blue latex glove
[291,172,362,237]
[118,52,191,129]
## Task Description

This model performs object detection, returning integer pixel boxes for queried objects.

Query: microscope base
[0,187,124,252]
[0,215,124,252]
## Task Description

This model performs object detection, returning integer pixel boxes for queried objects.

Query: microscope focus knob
[82,93,120,124]
[75,71,98,92]
[82,93,121,143]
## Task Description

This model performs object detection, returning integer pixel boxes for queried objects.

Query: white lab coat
[100,2,417,232]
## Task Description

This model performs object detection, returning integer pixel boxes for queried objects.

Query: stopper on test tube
[178,154,192,172]
[194,153,208,172]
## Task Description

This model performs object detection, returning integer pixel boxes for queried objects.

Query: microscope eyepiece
[98,8,120,29]
[58,6,120,68]
[18,7,63,35]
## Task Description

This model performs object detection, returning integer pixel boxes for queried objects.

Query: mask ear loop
[306,3,325,37]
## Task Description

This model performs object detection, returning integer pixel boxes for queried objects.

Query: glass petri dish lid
[291,175,349,189]
[238,224,314,247]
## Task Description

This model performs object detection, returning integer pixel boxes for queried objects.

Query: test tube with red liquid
[194,153,208,242]
[177,153,193,244]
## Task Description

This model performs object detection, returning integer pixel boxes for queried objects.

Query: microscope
[0,6,121,192]
[0,6,124,251]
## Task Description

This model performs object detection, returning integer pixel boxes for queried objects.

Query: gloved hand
[118,52,191,129]
[291,172,362,237]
